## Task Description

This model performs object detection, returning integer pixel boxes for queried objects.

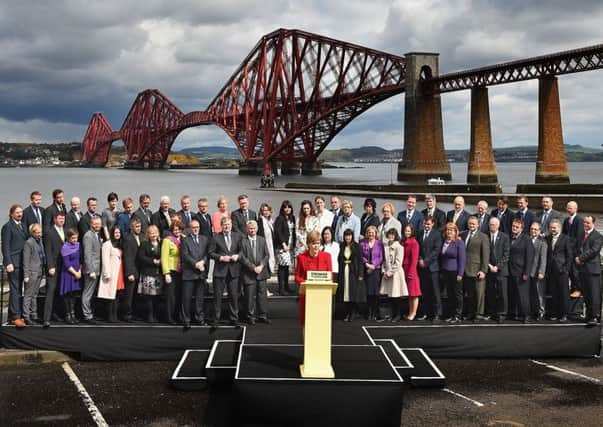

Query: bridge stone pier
[468,87,498,183]
[280,161,302,175]
[537,76,570,183]
[398,53,451,182]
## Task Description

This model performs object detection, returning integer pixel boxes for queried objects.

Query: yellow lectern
[299,271,338,378]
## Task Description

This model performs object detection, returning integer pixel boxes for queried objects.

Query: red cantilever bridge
[81,28,603,182]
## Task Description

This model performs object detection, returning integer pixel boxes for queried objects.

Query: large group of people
[2,190,602,329]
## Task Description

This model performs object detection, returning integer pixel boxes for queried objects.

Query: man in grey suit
[486,217,510,322]
[82,216,103,323]
[231,194,258,234]
[181,219,210,328]
[239,220,271,325]
[536,196,562,236]
[529,222,548,321]
[131,194,153,234]
[461,216,490,321]
[210,217,243,326]
[22,223,46,325]
[1,204,28,327]
[575,215,603,325]
[546,219,572,322]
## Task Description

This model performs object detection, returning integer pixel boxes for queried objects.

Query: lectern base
[299,364,335,378]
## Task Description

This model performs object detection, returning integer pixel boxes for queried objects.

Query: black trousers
[181,278,207,323]
[43,272,59,322]
[549,271,570,318]
[245,280,268,320]
[7,268,23,320]
[213,273,239,322]
[419,268,441,317]
[164,271,181,322]
[509,275,531,318]
[580,272,601,320]
[442,270,462,318]
[122,275,138,318]
[486,273,508,317]
[462,276,478,318]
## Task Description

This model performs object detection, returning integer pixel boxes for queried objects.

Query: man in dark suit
[460,216,490,321]
[178,195,195,231]
[398,194,424,233]
[418,216,443,321]
[231,194,258,234]
[562,200,584,297]
[122,217,143,322]
[514,195,536,235]
[546,219,572,322]
[529,222,548,321]
[575,215,603,325]
[486,216,510,322]
[151,195,175,237]
[536,196,562,236]
[239,220,271,325]
[474,200,491,234]
[195,197,213,238]
[43,189,66,233]
[78,197,99,238]
[64,196,82,233]
[43,211,66,327]
[181,219,210,328]
[330,195,343,231]
[490,196,514,235]
[1,205,28,327]
[446,196,470,232]
[421,194,446,232]
[22,191,45,232]
[132,194,153,234]
[508,219,535,322]
[210,217,243,325]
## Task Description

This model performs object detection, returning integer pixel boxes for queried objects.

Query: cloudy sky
[1,0,602,152]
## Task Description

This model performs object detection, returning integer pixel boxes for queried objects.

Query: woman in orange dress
[211,195,230,234]
[295,230,332,325]
[98,225,125,322]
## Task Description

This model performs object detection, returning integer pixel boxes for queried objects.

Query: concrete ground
[0,356,601,426]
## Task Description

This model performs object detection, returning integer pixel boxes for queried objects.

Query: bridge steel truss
[81,28,603,168]
[428,44,603,93]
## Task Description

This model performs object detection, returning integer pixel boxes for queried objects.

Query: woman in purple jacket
[60,229,82,325]
[439,222,466,323]
[360,225,384,320]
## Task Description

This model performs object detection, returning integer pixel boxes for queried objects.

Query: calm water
[0,162,601,218]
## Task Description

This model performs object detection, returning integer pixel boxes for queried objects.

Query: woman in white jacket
[380,228,407,322]
[98,225,125,322]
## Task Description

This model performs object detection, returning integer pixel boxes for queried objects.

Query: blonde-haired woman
[211,195,230,235]
[137,225,162,323]
[378,202,402,242]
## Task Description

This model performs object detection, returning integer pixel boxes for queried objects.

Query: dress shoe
[558,316,568,323]
[376,316,390,323]
[474,315,489,322]
[586,318,598,326]
[65,315,76,325]
[391,315,401,322]
[257,318,271,324]
[51,313,63,322]
[123,316,134,323]
[570,290,582,298]
[11,318,26,328]
[445,316,460,324]
[43,321,51,329]
[248,318,256,325]
[343,315,351,322]
[183,322,191,330]
[547,316,558,322]
[415,315,428,321]
[431,316,442,324]
[24,319,35,326]
[82,318,97,325]
[523,317,534,324]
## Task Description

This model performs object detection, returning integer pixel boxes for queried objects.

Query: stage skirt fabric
[138,275,163,296]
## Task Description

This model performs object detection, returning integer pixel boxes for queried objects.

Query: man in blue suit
[398,194,424,233]
[515,195,536,235]
[1,205,28,327]
[446,196,471,232]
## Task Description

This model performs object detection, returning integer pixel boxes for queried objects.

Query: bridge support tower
[281,161,302,175]
[398,53,451,182]
[536,77,570,184]
[468,87,498,184]
[239,160,263,175]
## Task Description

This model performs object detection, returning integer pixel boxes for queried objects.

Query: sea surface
[0,162,601,219]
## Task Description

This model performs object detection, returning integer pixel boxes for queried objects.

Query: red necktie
[583,232,588,242]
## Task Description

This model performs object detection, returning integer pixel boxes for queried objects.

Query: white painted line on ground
[442,388,485,407]
[530,359,601,384]
[62,362,109,427]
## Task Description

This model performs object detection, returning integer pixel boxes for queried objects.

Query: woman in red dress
[295,230,332,325]
[402,224,421,320]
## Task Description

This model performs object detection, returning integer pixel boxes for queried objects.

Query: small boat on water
[427,177,446,185]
